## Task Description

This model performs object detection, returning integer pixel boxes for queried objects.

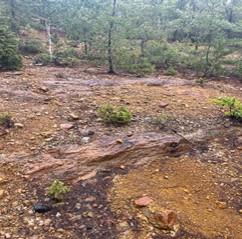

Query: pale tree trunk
[45,20,53,60]
[10,0,17,33]
[108,0,117,74]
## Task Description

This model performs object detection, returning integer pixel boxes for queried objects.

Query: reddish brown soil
[0,60,241,238]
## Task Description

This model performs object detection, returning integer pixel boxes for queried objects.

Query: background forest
[1,0,242,78]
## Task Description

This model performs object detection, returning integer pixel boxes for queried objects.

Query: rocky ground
[0,60,241,239]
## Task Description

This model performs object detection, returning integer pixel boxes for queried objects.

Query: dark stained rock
[33,203,52,213]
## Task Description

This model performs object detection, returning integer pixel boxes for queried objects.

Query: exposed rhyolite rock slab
[5,133,190,183]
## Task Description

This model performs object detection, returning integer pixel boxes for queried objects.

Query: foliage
[115,48,154,76]
[145,41,179,68]
[236,60,242,78]
[35,53,52,66]
[2,0,242,77]
[0,113,13,128]
[47,180,70,201]
[213,97,242,120]
[98,104,132,125]
[164,66,177,76]
[54,48,80,67]
[0,26,22,70]
[20,39,43,54]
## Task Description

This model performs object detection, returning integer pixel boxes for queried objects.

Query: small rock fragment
[159,102,169,108]
[116,139,123,144]
[69,113,79,120]
[39,86,49,92]
[80,129,95,137]
[146,208,178,230]
[14,123,24,128]
[60,123,74,130]
[81,137,90,144]
[33,204,52,213]
[0,189,5,198]
[134,196,153,207]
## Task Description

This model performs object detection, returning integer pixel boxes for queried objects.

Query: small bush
[20,39,43,54]
[164,66,177,76]
[213,96,242,120]
[145,41,179,68]
[0,27,22,70]
[54,57,80,67]
[47,180,70,201]
[35,53,52,66]
[98,105,132,125]
[54,48,80,67]
[0,113,14,128]
[115,48,154,76]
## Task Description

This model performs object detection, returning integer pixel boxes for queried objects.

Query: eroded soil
[0,61,241,238]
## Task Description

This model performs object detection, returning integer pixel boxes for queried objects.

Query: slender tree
[108,0,117,73]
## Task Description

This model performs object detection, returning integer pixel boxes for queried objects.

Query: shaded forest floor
[0,60,241,239]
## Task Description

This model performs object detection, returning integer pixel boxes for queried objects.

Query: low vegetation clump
[0,27,22,70]
[115,48,155,76]
[213,97,242,120]
[35,53,52,66]
[164,66,177,76]
[20,39,43,54]
[53,47,80,67]
[0,113,14,128]
[151,113,173,129]
[47,180,70,201]
[98,104,132,125]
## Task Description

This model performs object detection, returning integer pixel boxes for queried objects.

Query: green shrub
[236,60,242,77]
[20,39,43,54]
[115,48,154,76]
[47,180,70,201]
[0,113,14,128]
[192,40,228,77]
[53,47,80,67]
[0,27,22,70]
[98,105,132,125]
[35,53,52,66]
[213,96,242,120]
[145,41,179,68]
[164,66,177,76]
[54,47,78,59]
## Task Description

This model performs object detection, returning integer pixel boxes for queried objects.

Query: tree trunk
[108,0,117,74]
[45,20,53,60]
[140,39,145,57]
[10,0,17,33]
[84,31,88,55]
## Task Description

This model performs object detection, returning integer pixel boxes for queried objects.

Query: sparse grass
[0,113,13,128]
[151,113,173,129]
